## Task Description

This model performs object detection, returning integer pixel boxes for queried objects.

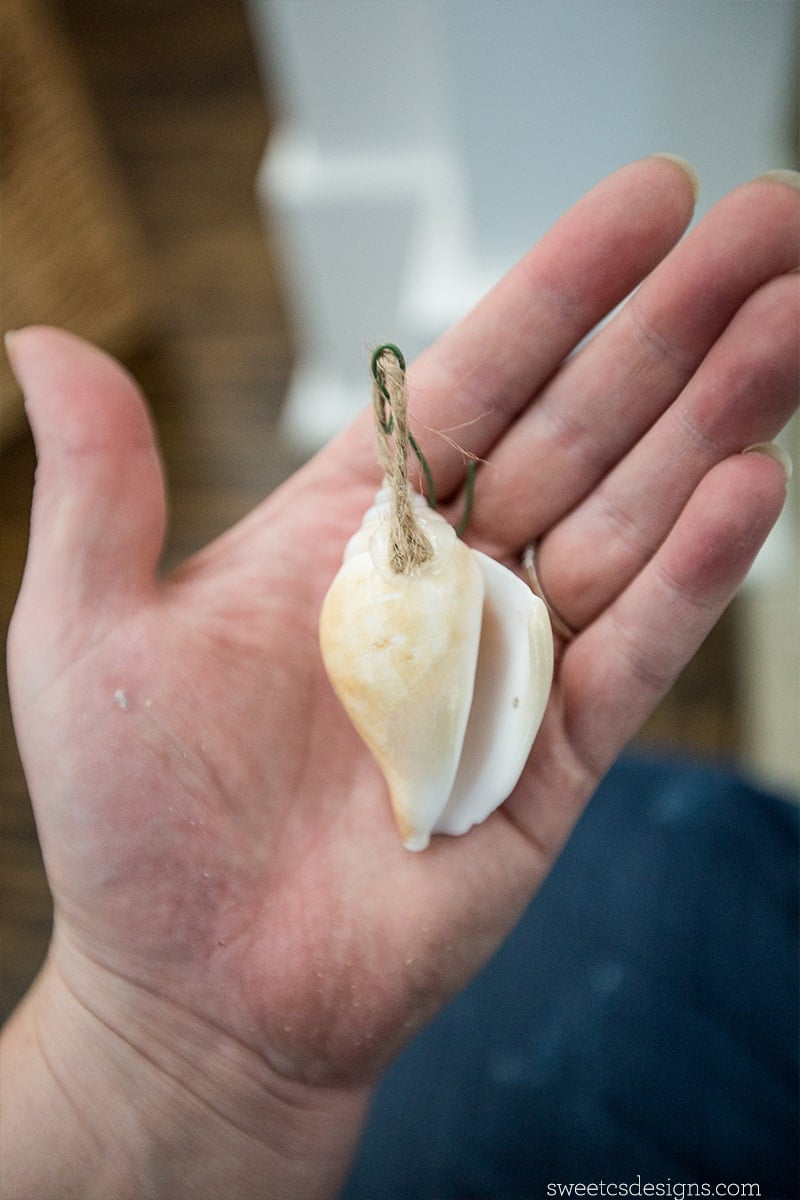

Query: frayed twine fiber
[372,348,434,575]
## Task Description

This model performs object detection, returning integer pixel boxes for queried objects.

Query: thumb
[6,327,167,629]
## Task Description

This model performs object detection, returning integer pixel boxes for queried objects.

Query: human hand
[3,157,797,1198]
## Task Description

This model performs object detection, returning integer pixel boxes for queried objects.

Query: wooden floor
[0,0,738,1022]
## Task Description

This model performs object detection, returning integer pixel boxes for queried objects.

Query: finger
[325,154,699,496]
[534,270,799,630]
[473,172,800,548]
[6,327,166,624]
[561,449,790,780]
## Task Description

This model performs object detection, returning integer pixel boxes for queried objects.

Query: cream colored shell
[319,488,554,850]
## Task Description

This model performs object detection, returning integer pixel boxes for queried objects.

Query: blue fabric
[341,753,799,1200]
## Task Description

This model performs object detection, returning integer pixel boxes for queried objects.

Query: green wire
[455,460,476,539]
[407,430,437,511]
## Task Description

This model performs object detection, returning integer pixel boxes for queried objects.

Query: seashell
[319,487,554,850]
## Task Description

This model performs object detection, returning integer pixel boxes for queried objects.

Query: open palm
[7,159,798,1102]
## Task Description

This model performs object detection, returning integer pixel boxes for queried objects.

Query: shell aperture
[319,489,554,850]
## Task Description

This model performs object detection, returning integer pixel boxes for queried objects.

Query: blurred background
[1,0,798,1022]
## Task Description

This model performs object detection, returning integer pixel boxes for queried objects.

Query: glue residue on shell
[367,506,456,583]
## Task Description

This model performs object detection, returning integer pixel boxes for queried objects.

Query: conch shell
[319,486,554,850]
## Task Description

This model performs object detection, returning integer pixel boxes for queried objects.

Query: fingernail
[4,330,21,377]
[742,442,793,481]
[651,153,700,202]
[754,169,800,191]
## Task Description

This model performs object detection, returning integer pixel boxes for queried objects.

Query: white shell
[319,489,553,850]
[434,550,553,837]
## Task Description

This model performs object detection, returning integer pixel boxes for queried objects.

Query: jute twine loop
[372,347,434,575]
